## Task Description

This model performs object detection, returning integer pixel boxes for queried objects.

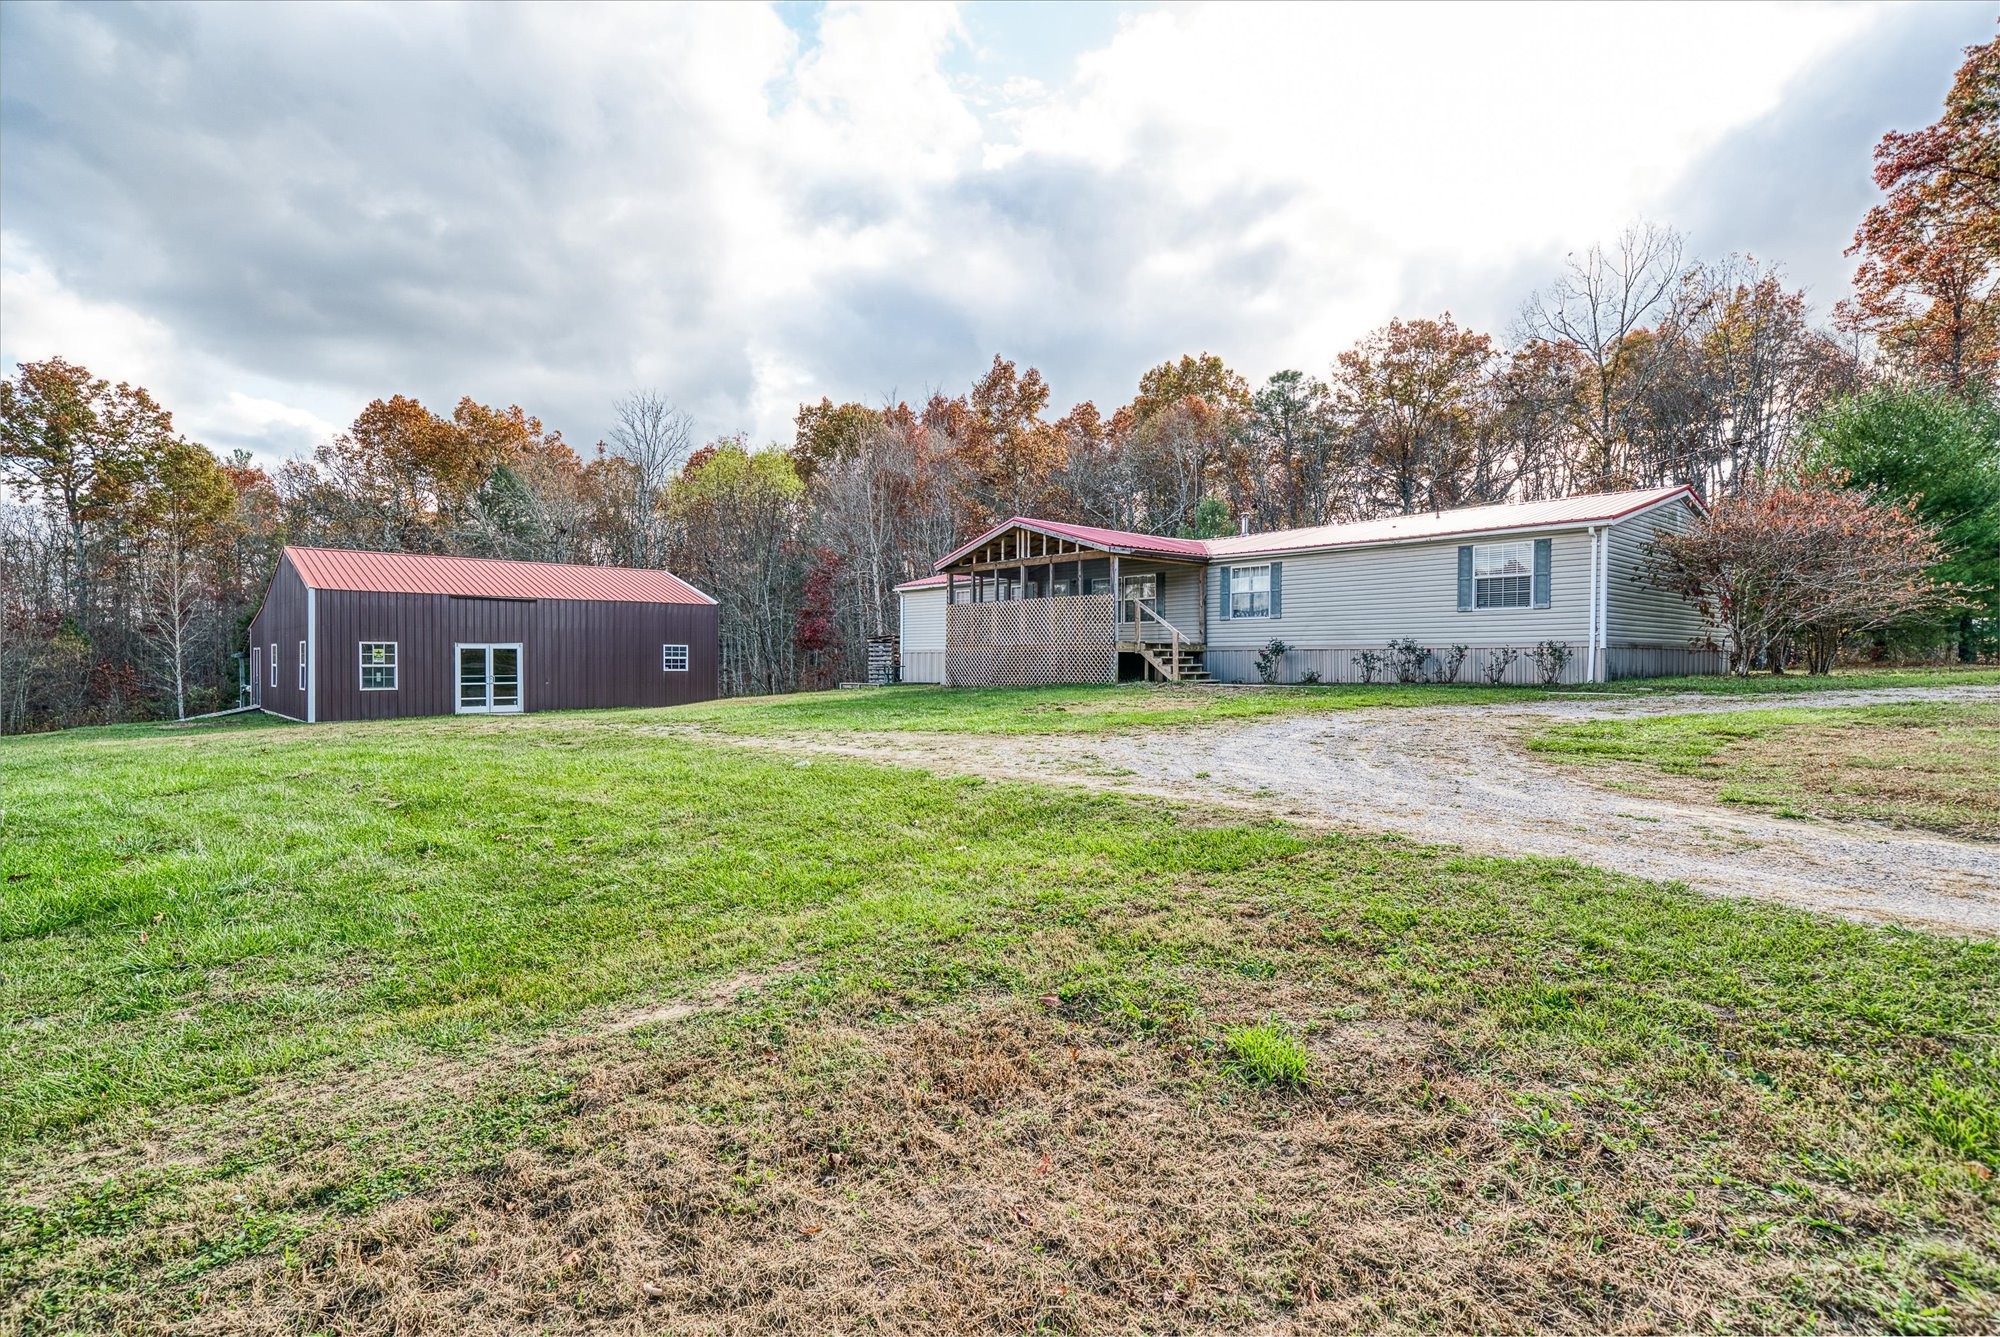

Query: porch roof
[932,516,1209,572]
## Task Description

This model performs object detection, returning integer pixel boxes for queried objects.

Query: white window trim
[1229,563,1273,619]
[1472,541,1534,610]
[298,640,307,691]
[359,641,399,691]
[269,643,278,687]
[662,643,690,672]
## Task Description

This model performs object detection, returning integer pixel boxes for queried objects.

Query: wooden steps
[1122,640,1210,683]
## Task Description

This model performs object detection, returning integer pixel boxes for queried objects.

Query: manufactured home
[894,485,1718,686]
[248,547,719,721]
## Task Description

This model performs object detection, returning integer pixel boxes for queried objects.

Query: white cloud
[0,0,1965,466]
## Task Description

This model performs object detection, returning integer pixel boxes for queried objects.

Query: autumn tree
[1644,468,1962,674]
[1334,316,1495,515]
[130,440,238,718]
[1840,33,2000,390]
[1520,223,1689,487]
[0,358,177,626]
[1248,370,1348,528]
[1124,353,1250,534]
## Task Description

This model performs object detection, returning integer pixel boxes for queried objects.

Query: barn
[247,547,719,722]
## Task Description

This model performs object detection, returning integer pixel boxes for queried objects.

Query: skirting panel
[1206,642,1726,686]
[901,650,945,684]
[946,593,1115,686]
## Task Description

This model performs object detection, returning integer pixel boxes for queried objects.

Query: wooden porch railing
[1128,601,1193,681]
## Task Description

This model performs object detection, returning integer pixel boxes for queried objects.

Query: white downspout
[306,588,318,723]
[1595,526,1611,683]
[1585,527,1601,684]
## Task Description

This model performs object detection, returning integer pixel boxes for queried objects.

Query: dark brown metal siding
[312,591,719,721]
[249,554,310,719]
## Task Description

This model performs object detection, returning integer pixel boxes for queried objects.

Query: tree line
[3,35,1995,729]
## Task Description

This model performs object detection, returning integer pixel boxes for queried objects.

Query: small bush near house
[1222,1023,1312,1085]
[1530,640,1574,686]
[1255,639,1290,684]
[1483,646,1522,684]
[1297,669,1322,685]
[1435,644,1469,683]
[1355,649,1388,684]
[1388,637,1432,683]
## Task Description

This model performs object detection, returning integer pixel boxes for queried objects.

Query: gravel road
[726,685,2000,936]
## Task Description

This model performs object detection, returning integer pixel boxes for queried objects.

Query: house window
[662,644,690,672]
[360,642,398,690]
[298,641,307,690]
[269,643,278,687]
[1229,564,1272,618]
[1474,542,1534,608]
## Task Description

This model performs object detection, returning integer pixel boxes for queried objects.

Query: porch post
[943,572,955,687]
[1108,552,1121,683]
[1198,560,1208,646]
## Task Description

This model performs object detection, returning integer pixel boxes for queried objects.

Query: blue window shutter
[1533,538,1552,608]
[1269,562,1282,618]
[1457,546,1473,611]
[1217,566,1231,620]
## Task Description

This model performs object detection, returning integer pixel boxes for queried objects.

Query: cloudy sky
[1,1,1991,466]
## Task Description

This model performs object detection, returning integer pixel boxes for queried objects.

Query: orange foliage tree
[1840,33,1999,389]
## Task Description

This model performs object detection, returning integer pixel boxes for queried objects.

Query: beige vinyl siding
[898,586,946,683]
[1204,531,1594,652]
[1605,500,1708,644]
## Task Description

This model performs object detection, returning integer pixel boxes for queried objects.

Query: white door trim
[453,642,525,714]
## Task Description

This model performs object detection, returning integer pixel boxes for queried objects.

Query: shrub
[1254,639,1290,685]
[1298,668,1322,685]
[1482,646,1521,684]
[1530,640,1574,686]
[1388,637,1432,683]
[1222,1023,1311,1085]
[1434,644,1469,683]
[1355,649,1387,684]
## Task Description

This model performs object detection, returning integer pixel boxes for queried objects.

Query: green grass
[1565,665,2000,698]
[668,680,1552,734]
[1221,1022,1312,1085]
[3,707,1997,1330]
[664,665,2000,737]
[1530,702,2000,838]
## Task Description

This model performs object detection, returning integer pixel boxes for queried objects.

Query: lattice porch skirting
[945,593,1115,686]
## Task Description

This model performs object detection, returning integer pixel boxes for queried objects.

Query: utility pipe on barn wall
[306,589,318,722]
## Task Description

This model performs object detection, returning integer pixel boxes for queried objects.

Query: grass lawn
[1529,702,2000,839]
[2,708,1997,1333]
[666,664,2000,737]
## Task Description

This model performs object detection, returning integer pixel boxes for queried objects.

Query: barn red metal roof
[283,546,715,604]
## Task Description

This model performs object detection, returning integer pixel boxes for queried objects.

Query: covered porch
[935,520,1210,686]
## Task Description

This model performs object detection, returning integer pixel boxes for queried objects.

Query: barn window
[360,642,398,690]
[298,641,307,690]
[269,643,278,687]
[1473,542,1533,608]
[662,644,690,672]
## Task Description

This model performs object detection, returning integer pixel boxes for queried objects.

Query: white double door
[456,643,522,714]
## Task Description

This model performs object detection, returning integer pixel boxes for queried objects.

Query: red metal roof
[283,546,715,604]
[1203,485,1701,559]
[933,516,1210,571]
[893,573,950,592]
[913,487,1700,583]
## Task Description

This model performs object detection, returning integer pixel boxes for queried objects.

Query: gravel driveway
[729,685,2000,937]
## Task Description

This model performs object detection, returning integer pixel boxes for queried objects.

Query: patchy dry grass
[1530,702,2000,839]
[3,709,1998,1333]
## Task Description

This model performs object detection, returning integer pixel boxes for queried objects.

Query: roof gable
[282,547,715,604]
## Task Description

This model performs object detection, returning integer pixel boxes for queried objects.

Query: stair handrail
[1133,600,1186,680]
